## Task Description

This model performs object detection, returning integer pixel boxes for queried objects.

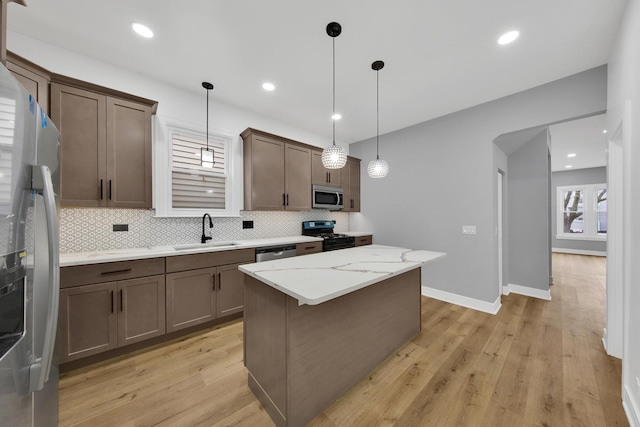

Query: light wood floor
[59,253,628,426]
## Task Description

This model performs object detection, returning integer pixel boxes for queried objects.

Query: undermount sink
[172,241,240,251]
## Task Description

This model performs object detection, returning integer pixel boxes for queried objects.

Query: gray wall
[551,167,607,253]
[349,65,607,305]
[507,130,551,290]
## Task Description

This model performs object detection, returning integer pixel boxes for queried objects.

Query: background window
[557,184,607,240]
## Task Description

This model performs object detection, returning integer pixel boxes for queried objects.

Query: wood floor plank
[59,254,629,427]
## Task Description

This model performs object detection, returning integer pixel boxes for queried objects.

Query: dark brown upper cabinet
[50,76,156,208]
[6,51,50,113]
[311,149,342,188]
[242,128,312,211]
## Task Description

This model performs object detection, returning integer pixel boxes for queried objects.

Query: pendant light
[201,81,215,168]
[321,22,347,169]
[367,60,389,178]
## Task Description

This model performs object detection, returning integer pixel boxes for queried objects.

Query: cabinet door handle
[286,194,289,206]
[283,193,286,206]
[100,179,103,200]
[212,273,216,291]
[218,272,222,290]
[119,289,123,312]
[100,268,132,276]
[110,290,114,313]
[328,172,331,183]
[326,172,329,183]
[109,180,112,200]
[351,199,354,209]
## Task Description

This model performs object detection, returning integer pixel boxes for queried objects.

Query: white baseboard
[503,283,551,300]
[623,385,640,427]
[421,286,501,315]
[552,247,606,257]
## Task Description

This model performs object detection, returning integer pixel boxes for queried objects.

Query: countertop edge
[60,236,323,267]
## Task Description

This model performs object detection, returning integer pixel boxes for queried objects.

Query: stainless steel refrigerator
[0,63,60,426]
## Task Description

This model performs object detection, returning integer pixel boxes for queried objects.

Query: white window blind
[171,132,227,209]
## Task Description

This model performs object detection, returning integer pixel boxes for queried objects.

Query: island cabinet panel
[295,241,323,256]
[166,267,217,333]
[243,267,422,427]
[311,150,341,187]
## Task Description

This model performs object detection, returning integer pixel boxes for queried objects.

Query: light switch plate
[462,225,477,235]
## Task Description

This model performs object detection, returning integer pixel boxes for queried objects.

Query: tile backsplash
[60,209,349,253]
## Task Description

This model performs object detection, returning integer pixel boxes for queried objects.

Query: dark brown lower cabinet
[166,262,249,333]
[58,275,166,363]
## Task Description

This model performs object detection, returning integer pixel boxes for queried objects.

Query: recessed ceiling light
[262,82,275,91]
[603,129,608,134]
[565,165,573,169]
[498,30,519,45]
[132,22,153,38]
[567,153,576,158]
[332,113,342,120]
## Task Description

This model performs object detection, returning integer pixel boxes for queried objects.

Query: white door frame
[497,170,504,295]
[605,124,624,358]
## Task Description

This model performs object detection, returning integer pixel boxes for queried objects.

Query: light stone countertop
[239,244,446,306]
[342,231,372,237]
[59,236,323,267]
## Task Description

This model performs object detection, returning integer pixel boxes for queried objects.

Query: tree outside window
[557,184,607,240]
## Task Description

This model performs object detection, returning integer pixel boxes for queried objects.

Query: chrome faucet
[201,213,213,243]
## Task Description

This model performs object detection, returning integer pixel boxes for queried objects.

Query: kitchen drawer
[61,258,166,289]
[166,248,255,273]
[355,235,372,246]
[296,241,323,256]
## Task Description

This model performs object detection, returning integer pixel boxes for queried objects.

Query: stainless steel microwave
[312,185,343,210]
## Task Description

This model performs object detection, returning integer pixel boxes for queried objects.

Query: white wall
[349,66,607,309]
[507,129,551,292]
[607,0,640,425]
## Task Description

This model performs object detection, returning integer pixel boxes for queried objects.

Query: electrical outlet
[462,225,476,235]
[242,220,254,229]
[113,224,129,232]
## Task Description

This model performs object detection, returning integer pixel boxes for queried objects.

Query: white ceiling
[549,114,608,172]
[6,0,628,144]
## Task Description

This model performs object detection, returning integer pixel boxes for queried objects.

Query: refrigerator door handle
[29,165,60,392]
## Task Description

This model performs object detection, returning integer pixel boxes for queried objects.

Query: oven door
[312,185,343,210]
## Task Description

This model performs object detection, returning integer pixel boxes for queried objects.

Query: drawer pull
[305,246,315,250]
[100,268,132,276]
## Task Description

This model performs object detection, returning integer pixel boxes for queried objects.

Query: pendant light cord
[376,67,380,160]
[332,36,336,147]
[206,88,210,151]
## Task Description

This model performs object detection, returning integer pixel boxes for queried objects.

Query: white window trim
[153,115,243,217]
[556,183,607,241]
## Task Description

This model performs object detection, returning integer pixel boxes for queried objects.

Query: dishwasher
[255,244,297,262]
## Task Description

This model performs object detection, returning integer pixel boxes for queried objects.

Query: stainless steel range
[302,221,355,251]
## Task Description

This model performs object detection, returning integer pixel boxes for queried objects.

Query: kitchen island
[239,245,445,427]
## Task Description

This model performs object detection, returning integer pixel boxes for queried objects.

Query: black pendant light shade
[367,61,389,178]
[201,81,215,168]
[321,22,348,169]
